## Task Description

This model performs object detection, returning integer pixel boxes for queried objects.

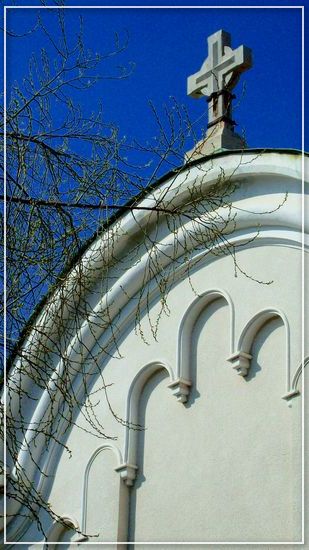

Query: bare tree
[1,9,287,541]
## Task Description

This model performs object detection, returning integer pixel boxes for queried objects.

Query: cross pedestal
[186,30,252,160]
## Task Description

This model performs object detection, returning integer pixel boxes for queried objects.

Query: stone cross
[187,29,252,129]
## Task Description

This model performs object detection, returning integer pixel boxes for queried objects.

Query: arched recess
[116,361,174,487]
[288,356,309,396]
[177,289,234,384]
[228,308,290,390]
[44,515,83,549]
[5,153,305,542]
[81,444,128,543]
[10,238,301,522]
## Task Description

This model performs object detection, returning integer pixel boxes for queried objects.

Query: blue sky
[2,2,305,355]
[5,3,304,162]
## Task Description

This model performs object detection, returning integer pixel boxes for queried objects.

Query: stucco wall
[44,243,304,545]
[4,152,307,547]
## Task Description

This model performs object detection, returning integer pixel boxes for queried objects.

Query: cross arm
[187,70,207,98]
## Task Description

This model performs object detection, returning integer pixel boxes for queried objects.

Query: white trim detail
[228,308,290,387]
[168,377,192,403]
[122,361,174,482]
[4,152,306,539]
[115,463,138,487]
[44,515,82,549]
[81,444,123,533]
[228,351,253,377]
[282,356,309,400]
[177,289,235,384]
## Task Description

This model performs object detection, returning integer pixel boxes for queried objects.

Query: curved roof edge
[6,148,307,371]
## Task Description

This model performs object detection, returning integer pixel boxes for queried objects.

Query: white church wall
[40,241,304,545]
[5,152,307,547]
[130,306,300,542]
[132,354,306,550]
[82,445,127,542]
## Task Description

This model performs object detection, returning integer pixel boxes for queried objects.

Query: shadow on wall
[187,297,228,408]
[125,299,299,542]
[246,316,284,382]
[128,368,168,542]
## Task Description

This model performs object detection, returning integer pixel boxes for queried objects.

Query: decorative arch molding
[292,356,309,390]
[7,150,306,537]
[116,361,174,487]
[81,444,124,536]
[9,234,304,513]
[7,236,304,542]
[12,234,304,476]
[228,308,290,389]
[176,289,234,388]
[44,515,84,549]
[10,193,306,411]
[282,356,309,400]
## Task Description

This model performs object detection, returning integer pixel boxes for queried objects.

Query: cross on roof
[188,30,252,127]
